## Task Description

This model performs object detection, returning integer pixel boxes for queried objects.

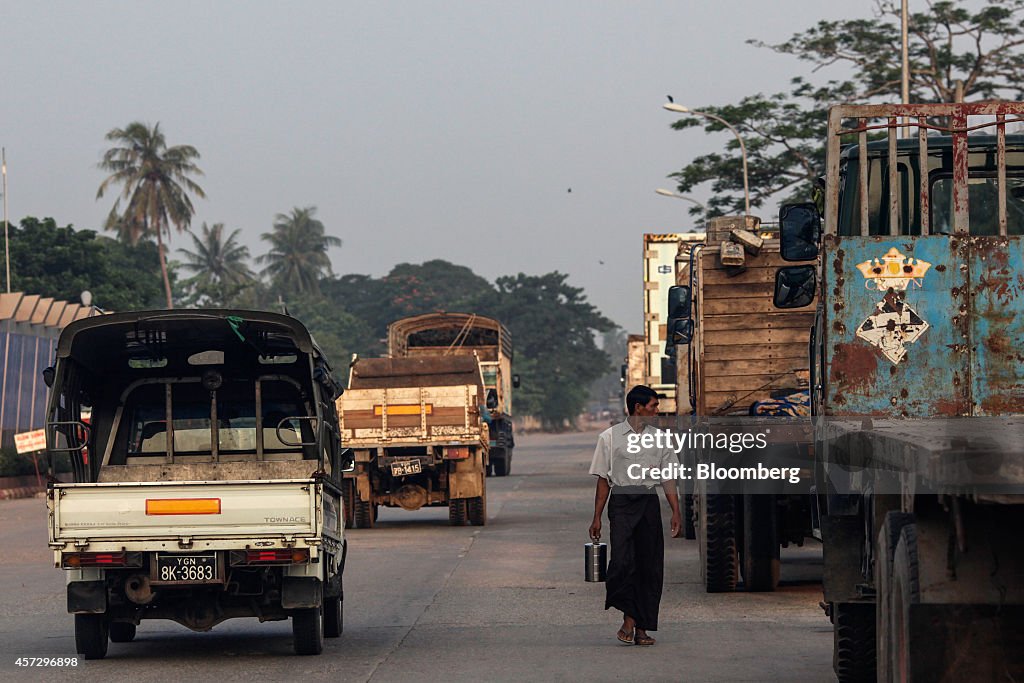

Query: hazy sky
[4,1,904,330]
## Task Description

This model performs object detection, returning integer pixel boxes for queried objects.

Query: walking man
[589,385,682,646]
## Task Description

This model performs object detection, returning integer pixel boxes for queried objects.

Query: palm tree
[178,222,256,306]
[258,206,341,296]
[96,122,205,308]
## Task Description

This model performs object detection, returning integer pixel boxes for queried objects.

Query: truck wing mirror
[668,318,694,345]
[511,374,521,389]
[773,266,817,309]
[667,285,692,319]
[779,203,821,262]
[42,366,55,388]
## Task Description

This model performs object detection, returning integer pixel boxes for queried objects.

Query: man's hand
[670,511,682,538]
[589,517,602,542]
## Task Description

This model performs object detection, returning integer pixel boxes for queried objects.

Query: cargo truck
[338,354,489,527]
[665,218,816,591]
[772,102,1024,681]
[43,310,347,658]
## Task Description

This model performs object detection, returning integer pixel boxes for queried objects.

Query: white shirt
[589,420,677,489]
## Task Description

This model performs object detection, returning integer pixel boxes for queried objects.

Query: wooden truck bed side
[694,242,813,416]
[338,384,486,447]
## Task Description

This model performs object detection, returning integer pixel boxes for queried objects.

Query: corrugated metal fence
[0,293,103,449]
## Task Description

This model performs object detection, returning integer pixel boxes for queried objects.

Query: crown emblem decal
[855,248,931,292]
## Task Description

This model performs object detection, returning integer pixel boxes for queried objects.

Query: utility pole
[2,148,9,293]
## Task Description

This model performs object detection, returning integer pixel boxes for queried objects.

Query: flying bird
[567,188,572,193]
[667,95,674,103]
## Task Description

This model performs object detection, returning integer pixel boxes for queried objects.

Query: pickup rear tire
[468,480,487,526]
[109,622,136,643]
[449,498,467,526]
[323,567,343,638]
[75,614,109,660]
[292,606,324,655]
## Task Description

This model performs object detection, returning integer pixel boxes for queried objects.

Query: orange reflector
[374,404,432,416]
[447,446,470,460]
[146,498,221,515]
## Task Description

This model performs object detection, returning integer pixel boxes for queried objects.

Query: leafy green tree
[285,294,379,382]
[258,206,341,297]
[178,222,257,307]
[478,272,615,430]
[96,122,205,308]
[9,217,165,310]
[669,0,1024,215]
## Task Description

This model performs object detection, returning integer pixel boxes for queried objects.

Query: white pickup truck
[43,311,348,658]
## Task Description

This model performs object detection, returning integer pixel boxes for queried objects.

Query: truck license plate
[154,553,220,583]
[391,460,422,476]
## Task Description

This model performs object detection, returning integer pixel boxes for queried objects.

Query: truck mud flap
[282,577,322,610]
[67,581,107,614]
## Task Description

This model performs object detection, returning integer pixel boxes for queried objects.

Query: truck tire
[468,480,487,526]
[75,614,109,660]
[449,498,467,526]
[109,622,136,643]
[699,493,738,592]
[292,606,324,655]
[354,499,375,529]
[684,492,696,540]
[833,602,875,683]
[491,448,509,477]
[875,512,915,682]
[342,480,355,530]
[889,525,920,682]
[323,566,343,639]
[742,494,780,591]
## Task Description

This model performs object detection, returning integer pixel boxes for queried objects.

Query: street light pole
[663,103,750,217]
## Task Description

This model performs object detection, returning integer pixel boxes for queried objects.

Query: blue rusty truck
[773,102,1024,681]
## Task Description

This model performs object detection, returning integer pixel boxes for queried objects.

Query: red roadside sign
[14,429,46,455]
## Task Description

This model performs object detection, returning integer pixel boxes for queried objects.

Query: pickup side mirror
[779,203,821,262]
[42,366,55,388]
[773,265,817,309]
[667,285,692,319]
[511,373,521,389]
[667,318,694,345]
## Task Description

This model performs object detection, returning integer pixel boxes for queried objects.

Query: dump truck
[43,310,347,659]
[338,355,489,527]
[666,218,816,591]
[772,102,1024,681]
[388,313,516,475]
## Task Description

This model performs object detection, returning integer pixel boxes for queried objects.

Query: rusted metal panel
[969,236,1024,414]
[823,236,968,416]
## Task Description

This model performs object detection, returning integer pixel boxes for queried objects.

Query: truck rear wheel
[354,499,375,529]
[323,565,343,639]
[468,480,487,526]
[449,498,467,526]
[699,492,738,592]
[491,448,510,476]
[875,511,915,682]
[108,622,136,643]
[742,494,780,591]
[833,602,875,682]
[342,480,355,530]
[75,614,109,660]
[292,606,324,655]
[889,525,920,682]
[684,492,696,540]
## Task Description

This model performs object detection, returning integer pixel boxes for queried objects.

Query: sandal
[634,633,656,647]
[616,627,634,644]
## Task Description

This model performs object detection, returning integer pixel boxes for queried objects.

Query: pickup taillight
[229,549,309,566]
[62,551,143,569]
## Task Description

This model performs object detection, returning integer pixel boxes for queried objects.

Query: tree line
[10,125,614,430]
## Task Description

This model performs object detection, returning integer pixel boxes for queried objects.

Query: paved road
[0,430,833,681]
